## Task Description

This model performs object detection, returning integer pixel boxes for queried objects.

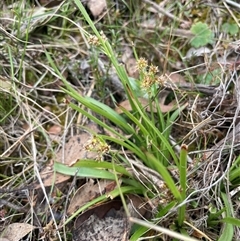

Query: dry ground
[1,0,240,240]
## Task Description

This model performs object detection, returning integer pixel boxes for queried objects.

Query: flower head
[136,57,148,71]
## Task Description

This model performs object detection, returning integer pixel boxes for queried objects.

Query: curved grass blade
[218,192,234,241]
[73,159,132,177]
[54,162,116,180]
[145,152,181,200]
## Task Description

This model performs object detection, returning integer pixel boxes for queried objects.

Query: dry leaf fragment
[48,125,62,135]
[116,96,176,114]
[60,133,99,166]
[0,76,12,91]
[67,180,95,215]
[184,47,211,60]
[167,72,186,84]
[67,179,117,215]
[121,47,139,79]
[125,58,139,79]
[23,124,101,200]
[87,0,107,18]
[1,223,35,241]
[38,167,69,190]
[38,124,100,190]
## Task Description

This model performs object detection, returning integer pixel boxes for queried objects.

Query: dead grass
[1,0,240,240]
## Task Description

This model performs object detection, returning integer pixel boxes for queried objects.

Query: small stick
[142,0,189,25]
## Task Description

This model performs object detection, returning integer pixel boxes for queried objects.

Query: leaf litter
[1,223,35,241]
[1,0,240,240]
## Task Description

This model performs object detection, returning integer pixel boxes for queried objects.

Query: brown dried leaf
[38,124,100,189]
[48,125,62,135]
[116,96,176,114]
[54,133,98,166]
[167,72,186,84]
[38,167,69,189]
[1,223,35,241]
[121,47,133,63]
[121,47,139,79]
[125,58,139,79]
[127,194,148,218]
[87,0,107,18]
[67,179,117,215]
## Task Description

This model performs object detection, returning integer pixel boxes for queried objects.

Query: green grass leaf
[130,225,149,241]
[73,159,132,177]
[218,192,234,241]
[145,152,181,201]
[221,217,240,227]
[178,144,188,226]
[54,162,116,180]
[190,22,214,48]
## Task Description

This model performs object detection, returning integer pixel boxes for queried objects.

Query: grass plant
[48,0,198,239]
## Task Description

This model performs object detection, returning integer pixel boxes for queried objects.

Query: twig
[0,199,28,212]
[142,0,189,24]
[224,0,240,9]
[138,23,193,38]
[223,1,240,28]
[164,81,219,95]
